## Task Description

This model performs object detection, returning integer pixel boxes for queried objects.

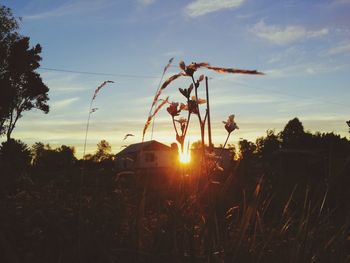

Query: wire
[39,67,160,79]
[38,66,349,109]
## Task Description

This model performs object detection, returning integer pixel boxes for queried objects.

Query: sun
[179,148,191,164]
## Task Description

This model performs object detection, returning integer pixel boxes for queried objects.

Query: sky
[2,0,350,157]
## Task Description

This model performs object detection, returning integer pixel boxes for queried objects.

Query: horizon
[1,0,350,157]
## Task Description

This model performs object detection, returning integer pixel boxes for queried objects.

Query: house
[115,140,177,172]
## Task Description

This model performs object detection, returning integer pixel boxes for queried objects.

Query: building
[115,140,177,172]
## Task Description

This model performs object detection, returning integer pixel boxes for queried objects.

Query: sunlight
[179,147,191,164]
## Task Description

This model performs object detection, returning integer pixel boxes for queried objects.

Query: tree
[0,5,19,134]
[31,142,76,171]
[279,117,305,149]
[256,130,281,159]
[0,139,32,191]
[238,139,256,160]
[85,140,113,162]
[0,5,49,140]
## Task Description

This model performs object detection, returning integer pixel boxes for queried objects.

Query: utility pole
[205,76,213,150]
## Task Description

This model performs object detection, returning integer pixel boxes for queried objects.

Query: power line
[39,67,160,79]
[38,66,349,109]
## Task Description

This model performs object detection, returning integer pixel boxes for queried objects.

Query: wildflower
[198,74,205,82]
[191,96,206,105]
[167,102,181,117]
[180,103,188,111]
[223,114,239,133]
[179,84,193,99]
[187,100,199,114]
[175,117,187,133]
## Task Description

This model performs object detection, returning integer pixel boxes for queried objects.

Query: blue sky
[2,0,350,157]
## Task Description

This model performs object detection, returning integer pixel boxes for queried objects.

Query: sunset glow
[179,148,191,164]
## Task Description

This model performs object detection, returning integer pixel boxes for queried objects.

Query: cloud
[328,42,350,55]
[264,63,345,78]
[185,0,245,17]
[23,0,114,20]
[211,95,281,106]
[52,97,80,109]
[251,20,329,45]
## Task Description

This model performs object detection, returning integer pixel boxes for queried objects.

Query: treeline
[0,118,349,262]
[0,139,115,193]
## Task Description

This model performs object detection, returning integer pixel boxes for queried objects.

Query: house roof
[116,140,171,156]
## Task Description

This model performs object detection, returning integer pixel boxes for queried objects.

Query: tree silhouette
[0,5,19,134]
[0,139,31,191]
[31,142,76,172]
[279,117,305,149]
[86,140,113,162]
[0,5,49,141]
[238,139,256,160]
[256,130,281,159]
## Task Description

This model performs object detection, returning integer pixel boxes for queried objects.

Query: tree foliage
[31,142,76,171]
[280,117,305,149]
[256,129,281,159]
[85,140,113,162]
[0,5,49,140]
[238,139,257,160]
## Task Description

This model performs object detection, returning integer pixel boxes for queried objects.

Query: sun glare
[179,148,191,164]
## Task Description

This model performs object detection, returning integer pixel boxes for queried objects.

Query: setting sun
[179,148,191,164]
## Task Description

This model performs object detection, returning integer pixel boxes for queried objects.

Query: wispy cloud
[211,95,281,106]
[52,97,80,109]
[185,0,245,17]
[23,0,114,20]
[328,42,350,55]
[251,20,329,45]
[265,62,346,78]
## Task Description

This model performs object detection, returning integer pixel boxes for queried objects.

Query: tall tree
[0,5,49,140]
[238,139,256,160]
[0,5,19,134]
[91,140,113,162]
[256,129,281,159]
[279,117,305,149]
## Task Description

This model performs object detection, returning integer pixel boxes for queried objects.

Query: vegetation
[0,5,349,263]
[0,120,349,262]
[0,5,49,141]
